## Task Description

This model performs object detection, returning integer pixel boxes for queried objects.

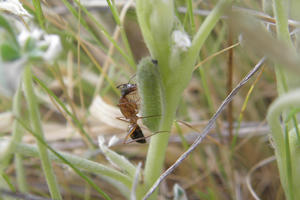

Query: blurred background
[1,0,300,199]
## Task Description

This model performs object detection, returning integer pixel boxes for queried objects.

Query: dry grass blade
[143,57,266,200]
[246,156,276,200]
[93,0,134,98]
[193,42,240,70]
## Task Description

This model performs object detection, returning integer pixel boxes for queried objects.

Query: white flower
[41,34,62,62]
[0,0,31,17]
[18,28,43,46]
[17,28,62,62]
[172,30,191,51]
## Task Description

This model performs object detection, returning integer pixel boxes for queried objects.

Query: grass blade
[33,75,95,147]
[23,66,62,200]
[32,0,44,29]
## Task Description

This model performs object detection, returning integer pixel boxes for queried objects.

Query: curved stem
[267,89,300,200]
[186,0,233,69]
[12,85,28,192]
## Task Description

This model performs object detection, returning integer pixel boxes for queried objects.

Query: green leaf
[24,38,37,52]
[98,137,136,178]
[0,15,19,47]
[0,43,21,61]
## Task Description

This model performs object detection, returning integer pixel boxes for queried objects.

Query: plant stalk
[23,66,62,200]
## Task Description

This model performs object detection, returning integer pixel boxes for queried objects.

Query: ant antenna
[116,73,136,88]
[128,73,136,83]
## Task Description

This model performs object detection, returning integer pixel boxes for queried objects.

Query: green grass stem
[186,0,195,34]
[73,0,136,69]
[105,0,137,69]
[23,65,62,200]
[0,85,23,169]
[284,124,294,200]
[14,154,28,193]
[33,75,95,147]
[60,0,106,51]
[32,0,44,29]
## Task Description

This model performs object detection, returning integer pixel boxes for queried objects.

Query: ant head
[117,83,137,96]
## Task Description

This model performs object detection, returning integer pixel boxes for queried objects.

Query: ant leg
[123,124,138,144]
[125,130,169,144]
[116,117,130,123]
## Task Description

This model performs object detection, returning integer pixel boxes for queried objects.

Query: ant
[117,82,146,143]
[116,59,161,144]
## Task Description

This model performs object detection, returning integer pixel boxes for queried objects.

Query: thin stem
[272,0,292,45]
[60,0,106,50]
[32,0,44,29]
[292,117,300,143]
[15,154,28,193]
[142,83,185,199]
[232,65,265,150]
[23,66,62,200]
[142,104,174,199]
[33,76,96,147]
[187,0,233,67]
[272,0,292,94]
[106,0,137,69]
[284,124,294,200]
[12,85,28,192]
[0,85,23,168]
[0,84,28,195]
[186,0,195,33]
[73,0,135,69]
[227,32,234,141]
